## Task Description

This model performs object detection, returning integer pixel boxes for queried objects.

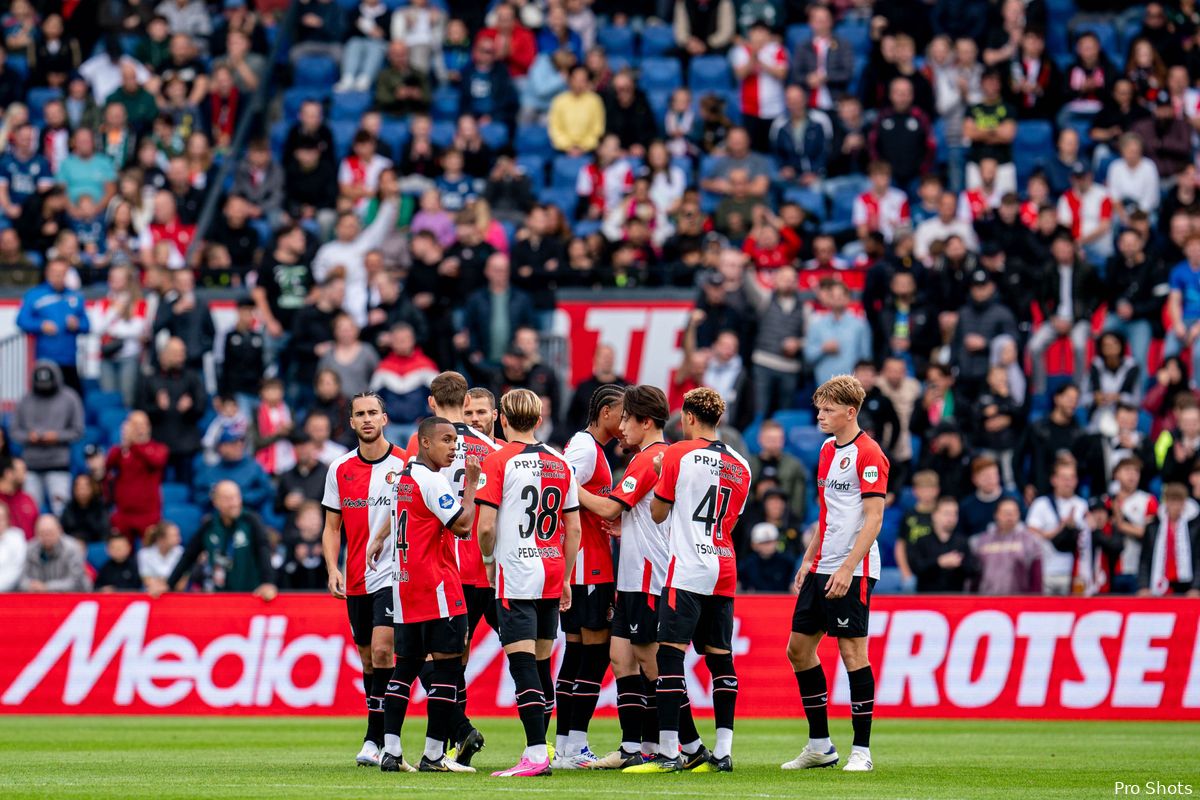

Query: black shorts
[496,597,560,646]
[561,582,615,634]
[611,590,658,645]
[394,614,469,661]
[465,584,498,638]
[657,587,734,652]
[791,572,876,639]
[346,588,393,647]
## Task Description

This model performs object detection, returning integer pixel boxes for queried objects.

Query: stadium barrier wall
[2,594,1197,720]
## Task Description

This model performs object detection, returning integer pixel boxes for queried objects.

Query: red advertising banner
[2,594,1198,719]
[554,299,694,388]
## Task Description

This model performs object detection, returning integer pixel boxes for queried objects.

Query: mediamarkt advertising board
[2,595,1197,719]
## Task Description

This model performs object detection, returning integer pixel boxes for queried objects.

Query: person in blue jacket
[15,257,89,397]
[458,38,519,131]
[192,427,274,516]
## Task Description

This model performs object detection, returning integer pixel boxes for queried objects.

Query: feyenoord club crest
[385,471,399,484]
[839,456,851,470]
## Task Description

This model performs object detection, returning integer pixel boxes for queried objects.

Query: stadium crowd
[1,0,1200,599]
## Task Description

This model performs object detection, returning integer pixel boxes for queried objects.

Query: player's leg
[782,573,838,770]
[381,623,420,773]
[419,617,476,773]
[837,576,877,773]
[348,596,382,766]
[633,642,660,757]
[449,585,490,765]
[564,582,614,764]
[590,630,646,769]
[626,589,698,773]
[692,597,737,772]
[554,598,583,760]
[492,600,554,777]
[370,590,396,760]
[535,600,560,745]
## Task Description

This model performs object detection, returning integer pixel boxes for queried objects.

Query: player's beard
[357,427,382,445]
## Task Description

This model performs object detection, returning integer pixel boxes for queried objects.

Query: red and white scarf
[1149,504,1196,596]
[255,402,295,476]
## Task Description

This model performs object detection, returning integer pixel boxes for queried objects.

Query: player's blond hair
[500,388,542,433]
[812,375,866,411]
[681,387,726,426]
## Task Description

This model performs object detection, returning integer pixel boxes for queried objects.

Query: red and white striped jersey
[813,431,889,581]
[1057,184,1112,243]
[608,441,670,594]
[321,443,408,595]
[957,185,1002,222]
[405,422,501,586]
[1115,490,1158,576]
[576,160,634,216]
[852,187,910,243]
[391,461,467,624]
[477,441,580,600]
[563,430,615,585]
[730,41,788,119]
[654,438,751,597]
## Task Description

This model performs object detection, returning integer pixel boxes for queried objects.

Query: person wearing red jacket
[477,3,536,78]
[105,410,169,541]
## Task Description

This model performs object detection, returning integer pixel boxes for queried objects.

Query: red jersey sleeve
[653,443,685,504]
[402,431,418,462]
[609,447,661,509]
[858,439,890,499]
[476,449,507,509]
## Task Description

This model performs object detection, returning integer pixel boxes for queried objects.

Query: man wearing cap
[950,270,1018,399]
[10,361,83,516]
[738,522,793,592]
[1027,231,1102,394]
[1056,161,1113,263]
[192,427,274,516]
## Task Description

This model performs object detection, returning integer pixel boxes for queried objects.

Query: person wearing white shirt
[1106,133,1160,226]
[914,191,979,263]
[1025,458,1089,595]
[0,503,27,592]
[139,521,184,596]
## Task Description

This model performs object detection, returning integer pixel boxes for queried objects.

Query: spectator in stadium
[167,480,276,597]
[770,85,831,186]
[59,474,109,544]
[1089,78,1149,159]
[1003,27,1060,121]
[563,344,626,431]
[1025,456,1088,595]
[0,503,26,591]
[94,265,147,406]
[139,521,183,596]
[1080,331,1140,428]
[547,64,604,154]
[673,0,735,56]
[0,458,37,539]
[374,41,432,117]
[105,410,168,542]
[804,277,871,388]
[1107,134,1160,223]
[788,5,852,110]
[951,270,1019,398]
[732,255,796,404]
[312,201,398,331]
[1103,228,1163,371]
[1166,235,1200,384]
[749,420,806,520]
[218,299,265,413]
[458,37,519,130]
[729,21,787,153]
[521,47,572,120]
[963,68,1017,193]
[19,514,90,592]
[280,500,329,590]
[478,2,536,78]
[913,192,977,265]
[461,252,537,365]
[362,269,430,353]
[15,258,88,396]
[249,378,295,478]
[869,77,935,189]
[0,124,53,222]
[1155,400,1200,485]
[273,432,328,542]
[909,496,972,592]
[1017,380,1082,498]
[1138,482,1200,597]
[333,0,392,93]
[10,361,83,516]
[231,138,284,226]
[192,427,273,514]
[737,522,793,592]
[303,411,349,465]
[58,128,117,209]
[958,455,1022,537]
[308,369,355,450]
[95,532,142,591]
[1025,232,1102,395]
[289,0,345,63]
[1131,90,1192,180]
[137,337,205,485]
[153,268,214,372]
[971,497,1043,594]
[602,68,656,157]
[701,127,770,198]
[1056,162,1113,264]
[313,313,378,399]
[369,321,438,426]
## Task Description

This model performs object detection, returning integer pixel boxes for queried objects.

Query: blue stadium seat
[164,504,204,543]
[639,57,683,92]
[829,182,864,225]
[608,55,634,74]
[552,155,589,188]
[874,567,902,594]
[330,90,373,121]
[379,118,409,153]
[293,55,339,87]
[431,85,460,121]
[573,219,602,238]
[26,87,63,125]
[688,55,732,90]
[86,542,109,571]
[98,408,129,445]
[538,186,577,219]
[1071,22,1120,69]
[329,119,359,158]
[161,482,190,506]
[1015,120,1054,157]
[430,120,456,149]
[836,21,871,58]
[783,187,825,220]
[6,54,26,80]
[785,24,812,54]
[773,408,815,430]
[597,24,636,58]
[269,120,289,162]
[282,86,329,120]
[646,87,672,124]
[639,24,676,57]
[480,121,510,150]
[514,123,552,154]
[515,154,547,187]
[84,390,124,425]
[785,425,827,473]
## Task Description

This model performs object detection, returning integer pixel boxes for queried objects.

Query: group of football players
[321,370,885,776]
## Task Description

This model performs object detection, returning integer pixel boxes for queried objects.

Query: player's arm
[579,486,624,521]
[793,523,822,593]
[824,495,884,599]
[561,508,581,612]
[322,508,346,599]
[476,503,497,560]
[448,456,482,537]
[366,512,392,567]
[650,447,676,523]
[650,496,671,524]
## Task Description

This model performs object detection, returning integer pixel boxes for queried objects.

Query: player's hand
[560,583,572,612]
[485,561,496,589]
[464,455,482,488]
[254,583,278,602]
[327,567,347,599]
[366,536,385,569]
[652,453,663,476]
[792,562,810,593]
[824,565,852,599]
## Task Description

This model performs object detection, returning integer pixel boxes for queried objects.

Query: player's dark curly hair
[587,384,625,424]
[681,387,725,426]
[622,385,668,428]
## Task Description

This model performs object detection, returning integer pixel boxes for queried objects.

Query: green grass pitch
[1,716,1196,799]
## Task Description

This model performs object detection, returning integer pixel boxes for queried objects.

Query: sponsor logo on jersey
[839,456,851,470]
[817,478,853,492]
[477,474,487,489]
[837,617,849,627]
[621,476,637,494]
[438,494,454,510]
[862,466,879,484]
